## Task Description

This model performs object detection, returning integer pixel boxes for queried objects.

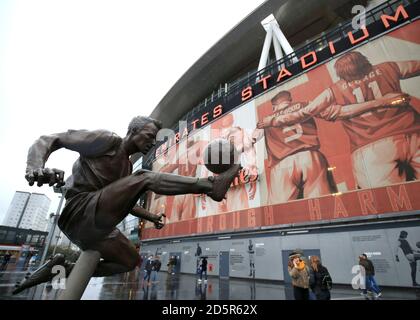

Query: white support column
[258,14,294,73]
[257,25,273,73]
[57,250,101,300]
[271,26,283,64]
[271,22,293,56]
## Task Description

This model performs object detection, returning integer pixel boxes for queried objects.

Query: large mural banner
[143,20,420,240]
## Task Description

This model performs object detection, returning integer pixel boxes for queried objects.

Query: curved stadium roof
[149,0,367,128]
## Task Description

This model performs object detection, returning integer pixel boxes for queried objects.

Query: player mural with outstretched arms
[257,51,419,190]
[253,90,337,204]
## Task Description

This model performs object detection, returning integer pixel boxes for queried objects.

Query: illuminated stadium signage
[241,5,410,102]
[153,4,411,160]
[155,104,223,157]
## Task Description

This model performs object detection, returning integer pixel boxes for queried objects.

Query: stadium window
[6,231,16,241]
[31,235,39,244]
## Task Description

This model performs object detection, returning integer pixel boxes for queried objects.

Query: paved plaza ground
[1,268,419,300]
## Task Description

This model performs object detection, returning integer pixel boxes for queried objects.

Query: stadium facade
[135,0,420,288]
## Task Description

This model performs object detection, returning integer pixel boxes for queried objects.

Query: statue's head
[126,116,162,155]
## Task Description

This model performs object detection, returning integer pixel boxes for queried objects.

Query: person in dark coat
[195,243,202,274]
[1,251,12,271]
[167,256,177,275]
[144,255,154,286]
[198,257,208,282]
[309,255,332,300]
[151,256,161,284]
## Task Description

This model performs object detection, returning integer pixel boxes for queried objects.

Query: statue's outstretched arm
[26,129,119,187]
[26,131,70,187]
[131,205,166,229]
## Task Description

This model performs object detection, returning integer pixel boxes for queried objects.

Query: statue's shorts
[58,191,120,250]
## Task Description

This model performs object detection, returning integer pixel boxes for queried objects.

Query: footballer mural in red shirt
[253,90,336,204]
[267,51,420,189]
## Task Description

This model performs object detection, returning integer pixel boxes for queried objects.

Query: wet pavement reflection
[1,269,419,300]
[63,271,420,300]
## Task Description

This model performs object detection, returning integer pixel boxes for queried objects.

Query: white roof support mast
[257,14,294,72]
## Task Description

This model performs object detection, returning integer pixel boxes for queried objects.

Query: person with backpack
[359,253,382,299]
[309,255,332,300]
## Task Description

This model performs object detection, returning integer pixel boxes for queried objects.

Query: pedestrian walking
[309,255,332,300]
[288,251,310,300]
[359,253,382,299]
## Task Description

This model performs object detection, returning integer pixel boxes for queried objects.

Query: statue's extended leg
[60,231,140,278]
[89,231,140,276]
[95,164,241,230]
[13,232,140,294]
[12,254,68,295]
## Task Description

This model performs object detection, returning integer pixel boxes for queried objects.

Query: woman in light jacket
[288,252,310,300]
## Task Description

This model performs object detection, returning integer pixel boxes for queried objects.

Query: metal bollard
[57,250,101,300]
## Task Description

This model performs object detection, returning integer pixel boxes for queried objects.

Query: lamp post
[31,187,65,300]
[39,195,64,266]
[52,233,62,256]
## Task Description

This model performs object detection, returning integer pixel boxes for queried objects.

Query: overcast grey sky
[0,0,266,223]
